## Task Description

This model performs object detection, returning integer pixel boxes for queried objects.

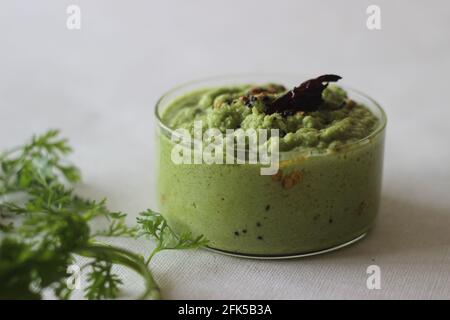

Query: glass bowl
[154,74,386,259]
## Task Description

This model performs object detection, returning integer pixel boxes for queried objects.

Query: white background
[1,0,449,299]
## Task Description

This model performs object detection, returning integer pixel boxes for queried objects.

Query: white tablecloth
[1,0,449,299]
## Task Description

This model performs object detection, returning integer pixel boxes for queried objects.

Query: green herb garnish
[0,130,207,300]
[137,209,208,265]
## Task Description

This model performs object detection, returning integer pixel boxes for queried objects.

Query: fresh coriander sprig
[0,130,150,299]
[137,209,208,265]
[0,130,206,300]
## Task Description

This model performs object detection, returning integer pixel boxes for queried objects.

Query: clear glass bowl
[154,74,387,259]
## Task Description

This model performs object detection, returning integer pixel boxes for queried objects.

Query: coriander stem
[76,242,161,300]
[145,246,161,266]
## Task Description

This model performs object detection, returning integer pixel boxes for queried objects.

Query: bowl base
[204,232,366,260]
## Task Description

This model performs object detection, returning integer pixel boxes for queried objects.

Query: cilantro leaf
[84,260,123,300]
[137,209,208,265]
